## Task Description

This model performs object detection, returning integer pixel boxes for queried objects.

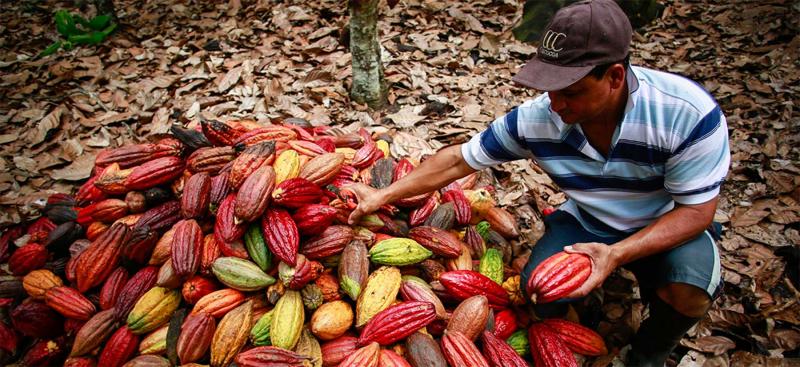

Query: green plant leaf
[88,14,111,31]
[55,10,77,37]
[38,40,63,58]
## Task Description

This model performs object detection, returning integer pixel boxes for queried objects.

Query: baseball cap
[513,0,633,91]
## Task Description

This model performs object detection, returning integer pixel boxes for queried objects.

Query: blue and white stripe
[461,66,730,234]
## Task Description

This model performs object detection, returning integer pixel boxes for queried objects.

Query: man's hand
[562,242,620,298]
[345,182,385,225]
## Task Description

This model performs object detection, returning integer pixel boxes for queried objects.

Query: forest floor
[1,0,798,365]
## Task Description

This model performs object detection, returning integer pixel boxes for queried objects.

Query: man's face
[546,66,622,125]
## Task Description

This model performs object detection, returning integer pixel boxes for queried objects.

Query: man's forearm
[610,197,718,266]
[379,144,477,203]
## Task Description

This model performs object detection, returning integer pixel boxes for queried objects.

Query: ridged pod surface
[271,290,305,350]
[211,257,275,291]
[528,322,578,367]
[171,219,203,278]
[126,287,181,335]
[399,276,447,320]
[262,207,300,266]
[176,312,216,364]
[526,252,591,304]
[210,300,253,367]
[70,308,118,357]
[479,330,529,367]
[75,222,129,292]
[368,238,432,266]
[298,153,344,186]
[271,177,324,209]
[181,172,211,219]
[98,326,140,367]
[407,226,462,258]
[357,301,436,346]
[440,330,489,367]
[337,342,379,367]
[541,318,607,356]
[191,288,245,317]
[235,346,312,367]
[234,165,276,222]
[439,270,509,309]
[355,266,402,328]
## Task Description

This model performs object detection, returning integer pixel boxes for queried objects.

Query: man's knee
[656,282,712,318]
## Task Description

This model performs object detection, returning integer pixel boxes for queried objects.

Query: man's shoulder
[631,66,718,114]
[514,94,553,121]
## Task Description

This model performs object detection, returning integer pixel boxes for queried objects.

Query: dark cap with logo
[513,0,632,91]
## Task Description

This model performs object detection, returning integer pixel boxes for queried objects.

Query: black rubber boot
[626,296,701,367]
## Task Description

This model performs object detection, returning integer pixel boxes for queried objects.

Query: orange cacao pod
[234,125,297,146]
[77,198,129,225]
[22,269,63,299]
[298,152,344,186]
[235,346,313,367]
[210,300,253,367]
[338,342,380,367]
[45,286,96,320]
[483,207,519,238]
[75,222,129,292]
[95,139,182,169]
[182,276,219,304]
[191,288,245,318]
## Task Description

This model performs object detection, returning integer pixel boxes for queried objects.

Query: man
[346,0,730,365]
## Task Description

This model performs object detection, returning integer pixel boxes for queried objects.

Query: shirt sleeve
[461,107,533,170]
[664,106,731,204]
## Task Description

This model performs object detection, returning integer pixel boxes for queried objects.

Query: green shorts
[520,210,723,302]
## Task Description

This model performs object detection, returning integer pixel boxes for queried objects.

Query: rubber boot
[626,296,701,367]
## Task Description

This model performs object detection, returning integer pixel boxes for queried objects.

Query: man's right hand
[344,182,385,225]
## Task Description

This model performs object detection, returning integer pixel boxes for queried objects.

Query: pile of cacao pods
[0,118,606,367]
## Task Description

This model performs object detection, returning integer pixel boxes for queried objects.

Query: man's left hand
[562,242,619,299]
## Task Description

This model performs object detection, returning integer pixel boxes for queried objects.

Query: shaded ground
[0,0,798,365]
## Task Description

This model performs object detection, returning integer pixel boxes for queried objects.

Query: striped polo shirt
[461,66,730,234]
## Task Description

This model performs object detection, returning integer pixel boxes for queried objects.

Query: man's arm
[346,144,477,224]
[564,196,718,298]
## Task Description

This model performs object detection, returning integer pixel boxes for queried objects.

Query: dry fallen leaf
[26,106,63,146]
[49,153,96,181]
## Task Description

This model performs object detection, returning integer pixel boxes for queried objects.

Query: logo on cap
[540,30,566,58]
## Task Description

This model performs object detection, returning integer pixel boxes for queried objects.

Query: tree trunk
[348,0,387,109]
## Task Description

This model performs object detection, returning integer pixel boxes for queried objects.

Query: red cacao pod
[98,326,139,367]
[479,330,529,367]
[439,270,509,309]
[358,301,436,347]
[541,318,607,356]
[292,204,338,236]
[9,243,48,275]
[181,172,211,219]
[99,267,129,310]
[45,286,96,320]
[261,207,299,266]
[171,219,203,278]
[528,322,578,367]
[440,330,489,367]
[526,252,591,304]
[75,222,129,292]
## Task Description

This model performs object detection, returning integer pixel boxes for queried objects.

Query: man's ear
[608,64,626,89]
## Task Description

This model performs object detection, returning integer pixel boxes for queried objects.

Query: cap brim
[512,58,594,91]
